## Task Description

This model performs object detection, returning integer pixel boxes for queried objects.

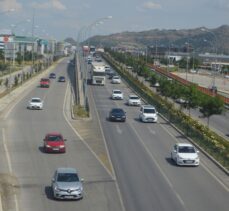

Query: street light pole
[201,28,218,88]
[185,41,189,81]
[76,16,112,108]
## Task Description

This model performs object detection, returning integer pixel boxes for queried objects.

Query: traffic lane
[92,87,185,211]
[5,118,121,211]
[92,79,229,211]
[129,119,229,211]
[4,67,122,211]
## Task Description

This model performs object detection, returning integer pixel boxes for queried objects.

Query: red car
[40,78,50,88]
[43,132,66,153]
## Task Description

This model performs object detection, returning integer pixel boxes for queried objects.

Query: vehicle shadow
[165,157,177,166]
[38,146,45,153]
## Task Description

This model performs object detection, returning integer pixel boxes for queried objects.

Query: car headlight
[54,186,61,192]
[59,145,65,148]
[177,155,184,160]
[45,145,51,148]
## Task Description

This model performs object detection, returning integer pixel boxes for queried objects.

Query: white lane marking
[116,125,123,134]
[2,128,12,173]
[128,122,186,209]
[159,121,229,192]
[89,86,126,211]
[63,83,126,211]
[2,129,19,211]
[147,126,156,135]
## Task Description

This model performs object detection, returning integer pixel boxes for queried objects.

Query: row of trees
[107,49,224,126]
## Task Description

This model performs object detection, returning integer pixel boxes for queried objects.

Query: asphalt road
[0,58,123,211]
[89,68,229,211]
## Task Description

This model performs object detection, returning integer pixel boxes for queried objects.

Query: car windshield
[47,135,62,141]
[31,99,41,103]
[114,91,121,94]
[113,76,119,79]
[57,173,79,182]
[130,96,139,100]
[112,109,124,114]
[144,108,156,113]
[178,146,195,153]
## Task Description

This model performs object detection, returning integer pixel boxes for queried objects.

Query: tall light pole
[0,8,15,15]
[76,16,112,107]
[11,19,31,66]
[201,28,218,89]
[185,41,190,81]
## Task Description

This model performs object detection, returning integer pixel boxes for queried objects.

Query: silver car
[52,167,84,200]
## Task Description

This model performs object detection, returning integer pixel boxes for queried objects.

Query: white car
[128,94,141,106]
[139,105,158,123]
[27,97,43,110]
[111,89,124,100]
[111,76,121,84]
[171,143,200,166]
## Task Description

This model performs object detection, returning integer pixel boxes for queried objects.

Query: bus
[91,62,106,85]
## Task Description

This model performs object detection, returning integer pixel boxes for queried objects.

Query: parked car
[58,76,66,82]
[111,75,121,84]
[52,167,84,200]
[111,89,123,100]
[49,73,56,79]
[43,132,66,153]
[27,97,43,110]
[171,143,200,166]
[175,98,188,105]
[139,105,158,123]
[224,103,229,110]
[127,94,141,106]
[40,78,50,88]
[109,108,126,122]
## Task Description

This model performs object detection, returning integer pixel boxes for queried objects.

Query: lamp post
[11,19,31,67]
[201,28,218,89]
[0,8,15,15]
[76,16,112,107]
[185,41,190,81]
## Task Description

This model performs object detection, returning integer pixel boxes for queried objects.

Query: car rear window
[57,173,79,182]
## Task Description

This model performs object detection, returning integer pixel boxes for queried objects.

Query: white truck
[91,62,106,85]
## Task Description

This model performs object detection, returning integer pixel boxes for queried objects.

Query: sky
[0,0,229,41]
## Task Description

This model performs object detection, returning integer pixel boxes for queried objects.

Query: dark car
[58,76,65,82]
[49,73,56,79]
[43,132,67,153]
[108,71,116,79]
[109,108,126,122]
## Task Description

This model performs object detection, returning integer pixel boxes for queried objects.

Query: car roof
[129,94,139,98]
[56,167,78,174]
[31,97,41,100]
[176,143,194,147]
[111,108,124,111]
[141,105,155,109]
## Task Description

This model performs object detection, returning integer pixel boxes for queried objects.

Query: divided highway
[89,65,229,211]
[0,57,228,211]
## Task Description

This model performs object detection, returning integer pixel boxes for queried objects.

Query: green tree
[16,52,23,65]
[199,96,224,126]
